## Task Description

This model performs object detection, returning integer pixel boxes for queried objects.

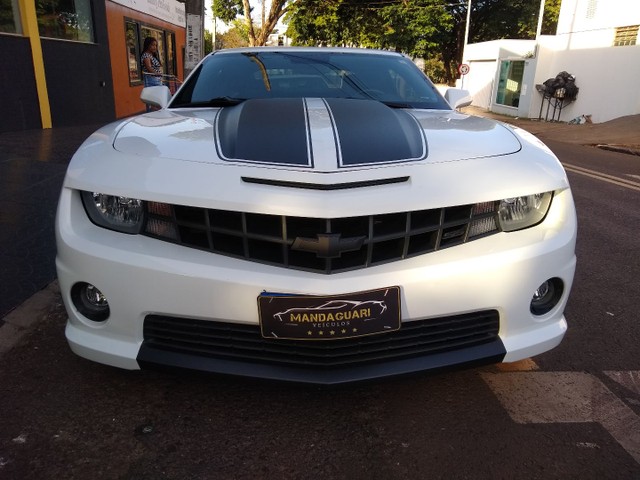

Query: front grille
[143,311,500,368]
[142,201,499,274]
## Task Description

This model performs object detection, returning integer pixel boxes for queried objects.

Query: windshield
[170,50,450,110]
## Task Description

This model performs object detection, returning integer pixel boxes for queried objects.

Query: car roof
[208,47,406,58]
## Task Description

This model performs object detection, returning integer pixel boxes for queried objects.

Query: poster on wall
[185,14,203,72]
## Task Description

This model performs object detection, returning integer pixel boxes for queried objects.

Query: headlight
[81,191,144,234]
[498,192,553,232]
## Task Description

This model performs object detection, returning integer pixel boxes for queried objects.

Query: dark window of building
[166,32,176,77]
[614,25,639,46]
[125,20,141,84]
[36,0,95,42]
[0,0,21,33]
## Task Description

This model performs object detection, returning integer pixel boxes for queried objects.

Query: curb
[595,145,640,157]
[0,281,60,357]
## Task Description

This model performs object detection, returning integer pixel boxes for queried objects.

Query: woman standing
[141,37,163,87]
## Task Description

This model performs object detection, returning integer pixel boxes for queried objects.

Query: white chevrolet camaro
[55,47,577,384]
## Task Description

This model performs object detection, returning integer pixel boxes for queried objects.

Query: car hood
[66,98,568,218]
[113,98,521,169]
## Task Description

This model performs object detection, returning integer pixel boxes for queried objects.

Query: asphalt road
[0,141,639,479]
[538,141,640,372]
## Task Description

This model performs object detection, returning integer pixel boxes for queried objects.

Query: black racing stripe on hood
[216,98,311,166]
[325,98,427,166]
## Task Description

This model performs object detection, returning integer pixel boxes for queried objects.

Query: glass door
[495,60,524,108]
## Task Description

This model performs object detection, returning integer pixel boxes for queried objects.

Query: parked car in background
[56,47,576,384]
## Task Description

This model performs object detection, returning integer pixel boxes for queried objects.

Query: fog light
[71,282,110,322]
[530,278,564,315]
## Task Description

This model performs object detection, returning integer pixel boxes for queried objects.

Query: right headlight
[81,191,145,234]
[498,192,553,232]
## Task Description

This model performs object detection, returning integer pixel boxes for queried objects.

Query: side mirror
[141,86,172,109]
[444,88,473,110]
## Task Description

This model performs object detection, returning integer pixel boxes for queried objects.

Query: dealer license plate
[258,287,400,340]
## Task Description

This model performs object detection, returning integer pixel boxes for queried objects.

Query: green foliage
[212,0,245,24]
[423,55,449,85]
[286,0,460,80]
[213,0,560,81]
[204,29,213,54]
[469,0,560,42]
[286,0,560,84]
[541,0,561,35]
[217,20,251,49]
[285,0,353,47]
[380,1,453,57]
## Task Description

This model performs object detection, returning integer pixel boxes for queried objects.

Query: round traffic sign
[458,64,470,76]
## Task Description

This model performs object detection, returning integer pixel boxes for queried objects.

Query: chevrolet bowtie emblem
[291,233,366,259]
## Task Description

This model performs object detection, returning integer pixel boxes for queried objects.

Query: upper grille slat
[143,202,499,274]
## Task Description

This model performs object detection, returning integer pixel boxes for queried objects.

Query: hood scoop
[241,175,410,190]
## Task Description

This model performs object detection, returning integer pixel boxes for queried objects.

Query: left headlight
[498,192,553,232]
[81,191,145,234]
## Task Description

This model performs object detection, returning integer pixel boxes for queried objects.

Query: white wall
[462,60,497,109]
[555,0,640,49]
[534,0,640,121]
[534,36,640,122]
[463,39,536,61]
[459,0,640,123]
[461,40,536,112]
[557,0,640,39]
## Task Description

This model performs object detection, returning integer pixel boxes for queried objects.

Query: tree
[468,0,560,43]
[286,0,457,82]
[212,0,290,46]
[541,0,561,36]
[213,0,560,84]
[217,20,251,48]
[286,0,560,84]
[212,0,245,23]
[204,29,213,54]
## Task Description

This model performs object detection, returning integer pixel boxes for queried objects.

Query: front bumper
[56,187,576,384]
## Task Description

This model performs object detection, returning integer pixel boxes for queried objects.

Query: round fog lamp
[530,278,564,315]
[85,284,108,306]
[71,282,110,322]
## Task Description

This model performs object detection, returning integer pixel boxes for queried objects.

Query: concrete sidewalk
[0,124,101,320]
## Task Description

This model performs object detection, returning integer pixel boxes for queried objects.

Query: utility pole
[463,0,471,58]
[535,0,546,40]
[461,0,472,89]
[534,0,546,57]
[185,0,205,76]
[213,16,217,51]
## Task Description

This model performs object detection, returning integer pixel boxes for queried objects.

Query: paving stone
[0,124,100,318]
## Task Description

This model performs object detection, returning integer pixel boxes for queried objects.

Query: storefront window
[141,26,165,65]
[0,0,21,34]
[495,60,525,108]
[37,0,94,42]
[166,32,176,77]
[125,21,178,87]
[125,20,141,84]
